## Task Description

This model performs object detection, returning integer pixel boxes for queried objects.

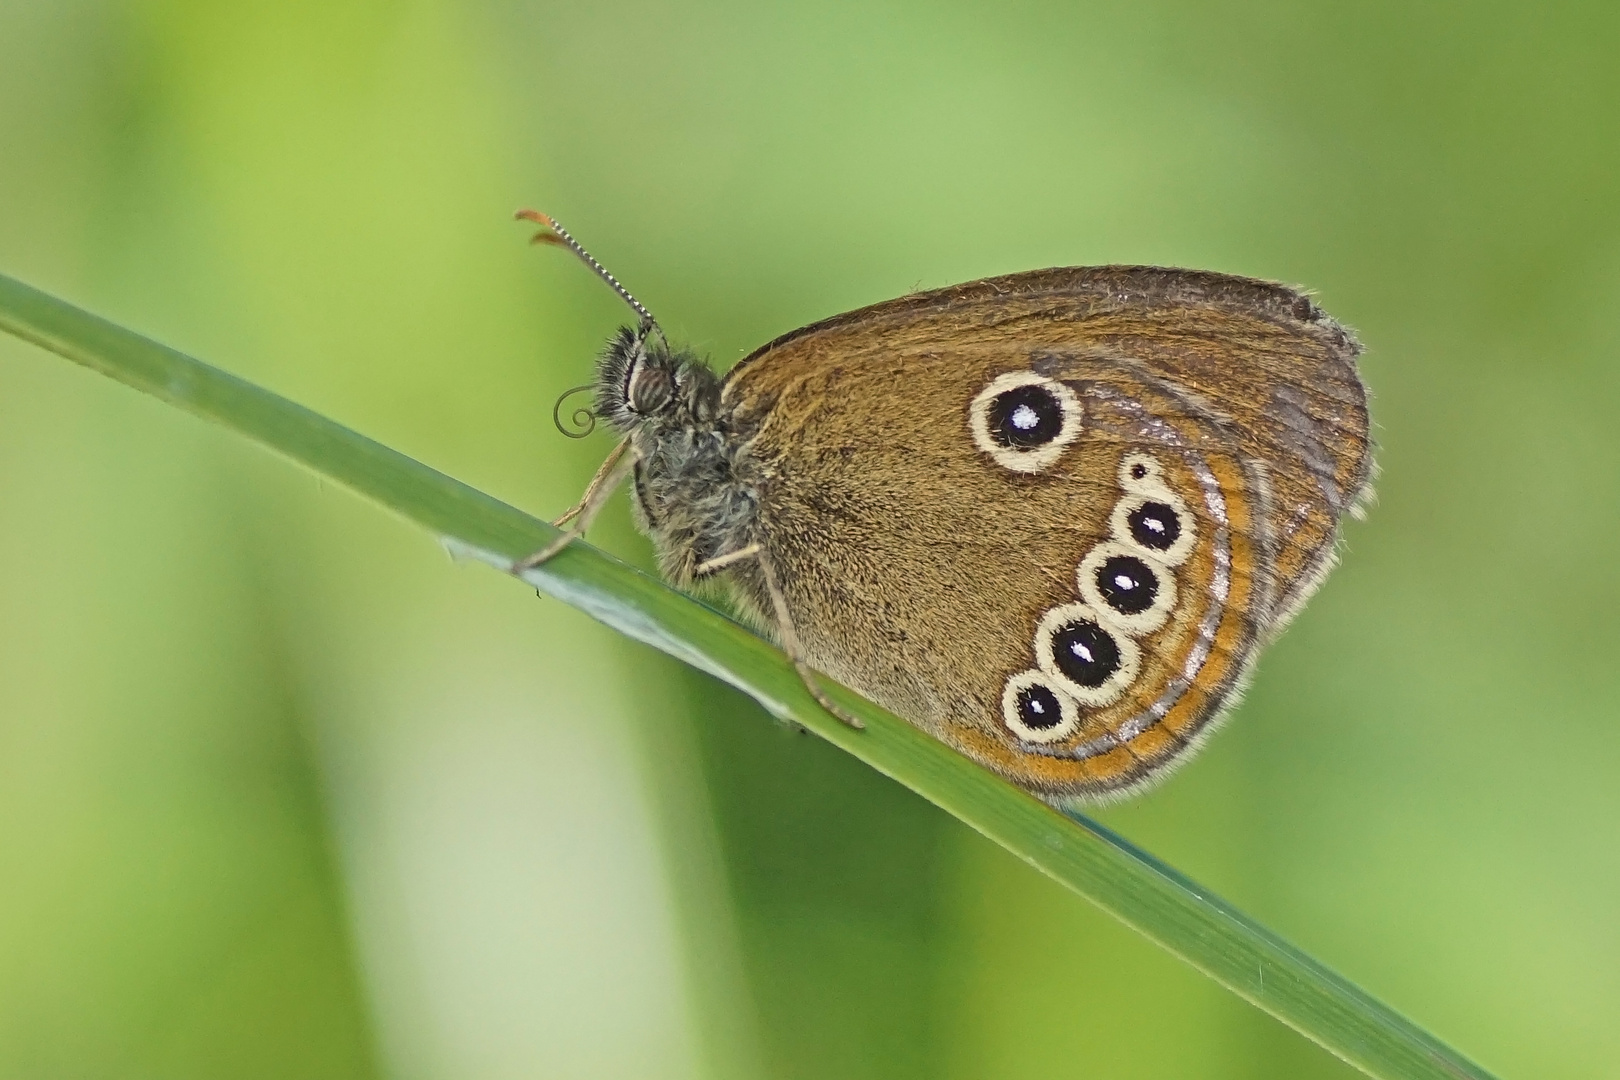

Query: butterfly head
[516,211,721,435]
[593,324,721,433]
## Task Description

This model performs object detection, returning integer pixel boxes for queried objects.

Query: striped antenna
[516,209,659,335]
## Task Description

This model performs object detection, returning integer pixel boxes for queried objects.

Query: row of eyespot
[1000,453,1198,745]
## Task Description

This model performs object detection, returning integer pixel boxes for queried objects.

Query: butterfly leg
[756,555,866,731]
[691,543,761,576]
[512,439,638,573]
[552,436,631,527]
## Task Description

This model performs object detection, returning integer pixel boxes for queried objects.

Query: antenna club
[514,208,558,229]
[514,208,660,335]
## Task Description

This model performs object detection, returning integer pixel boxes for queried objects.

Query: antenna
[516,209,660,337]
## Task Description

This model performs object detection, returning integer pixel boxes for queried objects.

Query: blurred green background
[2,1,1617,1077]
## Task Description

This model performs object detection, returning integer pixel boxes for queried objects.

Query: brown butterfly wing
[722,266,1369,801]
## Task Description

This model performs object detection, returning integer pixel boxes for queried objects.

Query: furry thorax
[592,326,773,626]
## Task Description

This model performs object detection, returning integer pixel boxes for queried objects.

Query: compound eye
[628,364,674,414]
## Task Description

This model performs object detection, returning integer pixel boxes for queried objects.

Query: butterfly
[516,211,1372,805]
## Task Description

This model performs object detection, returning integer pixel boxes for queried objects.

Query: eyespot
[989,384,1064,447]
[968,372,1082,474]
[1127,501,1180,551]
[1094,553,1159,614]
[1034,602,1140,707]
[1077,541,1177,636]
[1000,670,1080,744]
[1109,490,1196,567]
[1119,452,1166,492]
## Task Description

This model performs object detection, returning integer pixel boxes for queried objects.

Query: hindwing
[721,266,1369,801]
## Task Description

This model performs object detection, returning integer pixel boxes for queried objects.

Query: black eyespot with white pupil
[1050,618,1122,688]
[988,384,1064,448]
[1014,682,1065,731]
[1094,555,1159,616]
[1127,501,1181,552]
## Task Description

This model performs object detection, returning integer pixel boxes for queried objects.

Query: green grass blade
[0,271,1496,1080]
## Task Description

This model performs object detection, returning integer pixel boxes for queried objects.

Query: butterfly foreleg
[551,435,632,527]
[512,437,639,573]
[756,554,866,731]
